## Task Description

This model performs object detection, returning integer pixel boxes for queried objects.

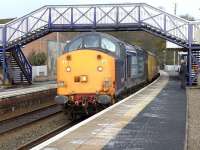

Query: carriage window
[101,38,116,52]
[68,38,83,51]
[84,35,99,48]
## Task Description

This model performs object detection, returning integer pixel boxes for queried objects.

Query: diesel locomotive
[55,32,159,118]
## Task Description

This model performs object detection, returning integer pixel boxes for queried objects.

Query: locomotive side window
[101,38,116,52]
[131,54,138,77]
[137,53,145,77]
[127,55,132,77]
[84,35,99,48]
[67,38,83,51]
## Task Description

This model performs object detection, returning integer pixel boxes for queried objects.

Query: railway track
[0,104,62,135]
[17,120,80,150]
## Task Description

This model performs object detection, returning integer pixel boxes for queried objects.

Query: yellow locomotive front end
[55,32,120,117]
[56,49,116,117]
[56,50,115,106]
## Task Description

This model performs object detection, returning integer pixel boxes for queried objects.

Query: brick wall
[22,32,80,58]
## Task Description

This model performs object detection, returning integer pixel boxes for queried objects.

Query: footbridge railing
[0,3,200,48]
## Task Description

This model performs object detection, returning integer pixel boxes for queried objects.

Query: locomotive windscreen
[64,33,119,54]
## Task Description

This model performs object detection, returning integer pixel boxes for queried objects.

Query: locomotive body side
[147,52,158,81]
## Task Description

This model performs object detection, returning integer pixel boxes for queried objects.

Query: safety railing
[12,45,32,83]
[191,22,200,45]
[140,4,189,41]
[0,3,200,48]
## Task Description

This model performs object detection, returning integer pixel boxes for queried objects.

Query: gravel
[0,112,69,150]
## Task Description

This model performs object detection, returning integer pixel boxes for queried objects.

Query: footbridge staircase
[0,3,200,85]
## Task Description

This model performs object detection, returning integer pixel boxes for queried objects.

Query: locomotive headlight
[97,66,103,72]
[66,66,71,72]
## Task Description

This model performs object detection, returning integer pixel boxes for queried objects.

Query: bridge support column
[188,48,192,86]
[2,26,9,85]
[2,48,9,85]
[188,23,193,86]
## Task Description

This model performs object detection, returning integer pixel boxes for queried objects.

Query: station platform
[0,82,57,99]
[32,71,186,150]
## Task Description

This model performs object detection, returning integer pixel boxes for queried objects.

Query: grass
[0,18,15,24]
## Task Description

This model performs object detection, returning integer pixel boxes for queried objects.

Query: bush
[29,51,47,66]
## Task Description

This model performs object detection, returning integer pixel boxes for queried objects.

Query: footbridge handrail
[0,3,200,48]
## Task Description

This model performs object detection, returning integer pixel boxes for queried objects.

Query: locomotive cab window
[83,35,100,48]
[101,38,116,53]
[65,33,120,57]
[67,37,83,51]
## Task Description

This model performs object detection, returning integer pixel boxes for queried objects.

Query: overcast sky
[0,0,200,20]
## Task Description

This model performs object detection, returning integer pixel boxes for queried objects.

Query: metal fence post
[71,7,73,27]
[116,6,119,27]
[164,14,166,33]
[93,7,96,28]
[138,4,141,25]
[48,7,52,28]
[26,18,29,33]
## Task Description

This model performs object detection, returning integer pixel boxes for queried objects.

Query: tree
[29,51,47,66]
[0,18,15,24]
[180,14,195,21]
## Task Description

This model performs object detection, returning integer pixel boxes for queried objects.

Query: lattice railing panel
[96,6,117,24]
[73,7,94,24]
[6,7,49,42]
[192,23,200,44]
[51,7,72,24]
[140,5,165,30]
[118,6,139,24]
[27,8,48,32]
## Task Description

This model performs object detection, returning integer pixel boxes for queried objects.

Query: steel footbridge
[0,3,200,85]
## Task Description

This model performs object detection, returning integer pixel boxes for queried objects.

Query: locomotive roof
[74,32,144,50]
[71,32,122,43]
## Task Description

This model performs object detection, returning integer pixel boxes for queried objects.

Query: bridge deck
[32,71,186,150]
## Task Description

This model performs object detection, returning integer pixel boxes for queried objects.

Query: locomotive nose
[57,50,115,96]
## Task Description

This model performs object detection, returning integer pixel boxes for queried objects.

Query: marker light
[97,66,103,72]
[66,66,71,72]
[80,75,88,82]
[66,55,71,61]
[97,55,102,60]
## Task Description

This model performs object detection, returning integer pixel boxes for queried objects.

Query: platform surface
[0,82,57,99]
[33,71,186,150]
